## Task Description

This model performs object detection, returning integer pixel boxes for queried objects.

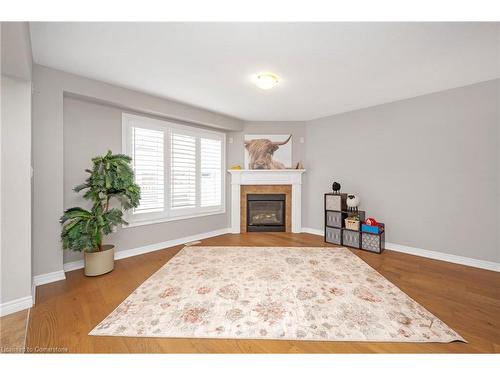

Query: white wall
[62,107,310,265]
[32,65,243,277]
[0,76,32,314]
[0,22,33,316]
[62,96,231,264]
[303,80,499,264]
[1,23,32,81]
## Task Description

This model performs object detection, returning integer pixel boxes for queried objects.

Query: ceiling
[30,22,499,121]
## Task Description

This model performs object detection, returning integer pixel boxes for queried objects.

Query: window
[122,113,225,226]
[170,131,196,210]
[200,137,222,207]
[131,127,164,214]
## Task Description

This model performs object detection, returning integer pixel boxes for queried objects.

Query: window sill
[123,209,226,228]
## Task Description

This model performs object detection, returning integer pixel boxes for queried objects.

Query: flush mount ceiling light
[254,72,280,90]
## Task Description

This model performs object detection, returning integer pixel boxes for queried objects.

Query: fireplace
[246,194,286,232]
[229,170,305,233]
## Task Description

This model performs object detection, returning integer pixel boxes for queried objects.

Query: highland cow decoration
[244,134,292,169]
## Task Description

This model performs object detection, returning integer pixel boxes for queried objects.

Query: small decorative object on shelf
[331,181,341,194]
[346,194,360,211]
[365,217,378,226]
[348,210,365,222]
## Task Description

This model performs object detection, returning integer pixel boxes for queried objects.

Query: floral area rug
[90,246,464,342]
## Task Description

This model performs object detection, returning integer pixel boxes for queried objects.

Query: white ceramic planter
[84,245,115,276]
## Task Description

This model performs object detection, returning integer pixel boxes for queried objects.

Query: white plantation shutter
[170,132,197,209]
[131,127,165,214]
[123,113,224,225]
[200,137,222,207]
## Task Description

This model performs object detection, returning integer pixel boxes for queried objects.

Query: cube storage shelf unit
[324,193,385,254]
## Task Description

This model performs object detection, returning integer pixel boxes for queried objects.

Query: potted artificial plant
[60,151,140,276]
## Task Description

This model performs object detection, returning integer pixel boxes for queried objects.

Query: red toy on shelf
[362,217,385,234]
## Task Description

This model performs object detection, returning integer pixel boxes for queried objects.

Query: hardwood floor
[0,309,29,353]
[26,233,500,353]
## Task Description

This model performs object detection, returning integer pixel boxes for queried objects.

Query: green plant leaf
[60,151,141,252]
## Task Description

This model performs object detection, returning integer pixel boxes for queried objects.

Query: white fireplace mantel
[227,169,306,234]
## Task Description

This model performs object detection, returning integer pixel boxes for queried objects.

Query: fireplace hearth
[247,194,286,232]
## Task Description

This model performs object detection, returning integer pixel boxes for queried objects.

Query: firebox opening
[247,194,286,232]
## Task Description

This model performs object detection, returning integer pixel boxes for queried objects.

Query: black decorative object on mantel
[331,181,341,194]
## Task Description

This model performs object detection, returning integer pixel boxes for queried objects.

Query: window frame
[122,113,226,227]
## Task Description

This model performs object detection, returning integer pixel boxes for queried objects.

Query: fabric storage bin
[342,229,360,248]
[361,232,385,253]
[326,211,344,228]
[325,227,342,245]
[361,223,385,234]
[325,193,347,211]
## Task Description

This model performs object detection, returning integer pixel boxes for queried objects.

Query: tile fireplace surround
[227,169,306,233]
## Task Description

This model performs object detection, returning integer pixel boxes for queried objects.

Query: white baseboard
[63,259,85,273]
[384,242,500,272]
[0,295,33,317]
[63,227,232,272]
[301,227,325,236]
[33,270,66,286]
[31,270,66,303]
[301,227,500,272]
[31,282,36,305]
